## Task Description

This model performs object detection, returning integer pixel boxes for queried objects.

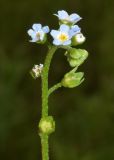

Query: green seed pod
[39,116,55,135]
[67,48,88,67]
[70,48,88,59]
[61,72,84,88]
[67,57,79,67]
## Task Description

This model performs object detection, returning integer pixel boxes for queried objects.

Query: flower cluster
[27,10,89,160]
[27,10,85,46]
[28,10,88,89]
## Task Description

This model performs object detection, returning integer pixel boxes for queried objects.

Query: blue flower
[27,24,50,43]
[54,10,82,25]
[50,24,73,46]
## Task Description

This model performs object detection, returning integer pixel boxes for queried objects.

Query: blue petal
[63,40,71,45]
[70,25,81,36]
[27,29,36,38]
[72,25,81,32]
[60,24,70,32]
[27,29,34,36]
[42,26,50,33]
[50,30,60,38]
[58,10,68,19]
[53,39,61,46]
[70,13,82,23]
[32,24,42,32]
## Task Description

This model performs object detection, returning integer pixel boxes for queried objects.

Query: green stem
[41,45,57,117]
[40,134,49,160]
[48,83,62,96]
[70,66,78,73]
[40,45,57,160]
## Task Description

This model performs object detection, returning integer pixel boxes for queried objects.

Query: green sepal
[36,34,47,44]
[61,72,84,88]
[59,20,73,26]
[67,57,79,68]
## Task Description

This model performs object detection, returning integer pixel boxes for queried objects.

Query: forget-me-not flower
[27,24,50,43]
[50,24,73,46]
[54,10,82,25]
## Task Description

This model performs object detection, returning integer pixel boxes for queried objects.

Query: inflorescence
[28,9,88,89]
[27,10,89,160]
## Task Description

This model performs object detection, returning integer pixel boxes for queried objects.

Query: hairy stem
[40,134,49,160]
[41,45,57,117]
[40,45,57,160]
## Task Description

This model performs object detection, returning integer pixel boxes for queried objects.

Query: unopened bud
[72,33,86,46]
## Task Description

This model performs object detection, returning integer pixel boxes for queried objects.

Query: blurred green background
[0,0,114,159]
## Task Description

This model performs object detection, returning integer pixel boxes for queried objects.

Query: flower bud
[72,33,86,46]
[30,64,43,79]
[66,48,88,67]
[39,116,55,135]
[61,72,84,88]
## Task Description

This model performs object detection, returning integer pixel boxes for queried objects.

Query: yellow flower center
[36,32,41,38]
[58,33,69,42]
